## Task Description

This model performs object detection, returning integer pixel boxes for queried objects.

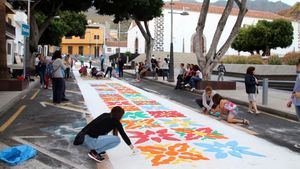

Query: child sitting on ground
[79,66,88,77]
[91,67,104,79]
[212,93,249,125]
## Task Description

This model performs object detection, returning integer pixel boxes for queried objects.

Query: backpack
[46,62,61,78]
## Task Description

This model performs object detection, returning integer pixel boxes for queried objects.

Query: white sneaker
[191,88,195,92]
[294,144,300,149]
[185,84,190,87]
[248,110,255,114]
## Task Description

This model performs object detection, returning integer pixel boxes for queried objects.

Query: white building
[13,11,27,64]
[104,41,129,56]
[127,2,300,56]
[6,9,27,66]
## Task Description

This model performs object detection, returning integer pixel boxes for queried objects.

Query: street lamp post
[168,0,174,82]
[118,22,121,58]
[168,1,189,82]
[23,0,30,78]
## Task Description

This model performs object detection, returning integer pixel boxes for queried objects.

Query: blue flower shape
[159,118,202,128]
[194,141,265,159]
[141,105,170,111]
[97,91,117,94]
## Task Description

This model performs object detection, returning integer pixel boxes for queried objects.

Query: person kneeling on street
[212,94,249,125]
[195,86,216,114]
[73,106,135,163]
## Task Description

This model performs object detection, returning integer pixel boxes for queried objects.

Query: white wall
[105,46,129,56]
[13,11,27,62]
[127,21,155,54]
[128,8,300,56]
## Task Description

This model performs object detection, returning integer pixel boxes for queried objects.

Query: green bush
[283,52,300,65]
[268,55,282,65]
[246,55,264,64]
[222,55,247,64]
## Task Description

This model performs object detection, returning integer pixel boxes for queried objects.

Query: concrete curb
[0,79,39,114]
[125,72,298,121]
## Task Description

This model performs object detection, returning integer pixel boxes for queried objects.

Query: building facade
[127,2,300,56]
[61,24,104,57]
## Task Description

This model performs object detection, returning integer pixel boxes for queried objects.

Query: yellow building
[61,24,104,57]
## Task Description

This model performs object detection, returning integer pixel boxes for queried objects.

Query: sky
[184,0,299,6]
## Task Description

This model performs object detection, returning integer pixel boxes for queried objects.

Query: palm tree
[0,0,9,79]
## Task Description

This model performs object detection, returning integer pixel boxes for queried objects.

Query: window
[67,46,73,54]
[7,18,12,25]
[65,36,72,39]
[107,48,112,53]
[94,35,100,40]
[79,46,84,55]
[80,35,85,39]
[7,43,11,55]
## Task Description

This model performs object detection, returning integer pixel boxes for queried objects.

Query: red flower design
[128,129,180,144]
[148,111,186,118]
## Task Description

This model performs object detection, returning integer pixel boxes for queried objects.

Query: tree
[232,19,294,55]
[194,0,248,80]
[93,0,164,66]
[38,11,87,46]
[0,0,9,79]
[10,0,92,71]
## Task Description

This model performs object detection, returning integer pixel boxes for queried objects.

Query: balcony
[5,22,15,39]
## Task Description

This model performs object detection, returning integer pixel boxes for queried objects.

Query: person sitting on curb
[212,94,249,125]
[185,65,203,92]
[287,59,300,149]
[74,106,135,163]
[175,63,187,90]
[195,86,216,114]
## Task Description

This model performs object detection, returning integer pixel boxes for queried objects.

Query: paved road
[122,75,300,153]
[0,78,95,169]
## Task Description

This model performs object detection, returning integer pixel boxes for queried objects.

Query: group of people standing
[35,51,71,104]
[135,55,170,82]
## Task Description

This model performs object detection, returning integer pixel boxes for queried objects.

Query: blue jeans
[189,77,202,88]
[84,135,121,153]
[295,106,300,121]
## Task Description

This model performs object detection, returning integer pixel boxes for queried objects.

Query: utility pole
[118,22,121,58]
[168,0,175,82]
[24,0,30,77]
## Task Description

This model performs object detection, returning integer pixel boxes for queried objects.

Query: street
[0,70,299,169]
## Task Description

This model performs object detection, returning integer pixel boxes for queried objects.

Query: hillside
[278,2,300,20]
[178,0,291,12]
[84,7,131,41]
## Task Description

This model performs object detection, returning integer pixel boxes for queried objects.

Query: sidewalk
[0,79,39,114]
[125,69,298,121]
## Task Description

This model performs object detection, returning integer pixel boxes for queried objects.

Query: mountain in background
[278,2,300,20]
[178,0,291,12]
[84,7,131,41]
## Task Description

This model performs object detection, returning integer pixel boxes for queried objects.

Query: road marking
[40,101,89,114]
[30,89,40,100]
[12,136,87,169]
[47,87,81,95]
[261,111,300,124]
[65,90,82,95]
[63,102,87,109]
[0,105,26,132]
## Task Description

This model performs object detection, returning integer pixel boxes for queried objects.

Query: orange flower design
[109,105,141,111]
[121,119,162,130]
[138,143,209,166]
